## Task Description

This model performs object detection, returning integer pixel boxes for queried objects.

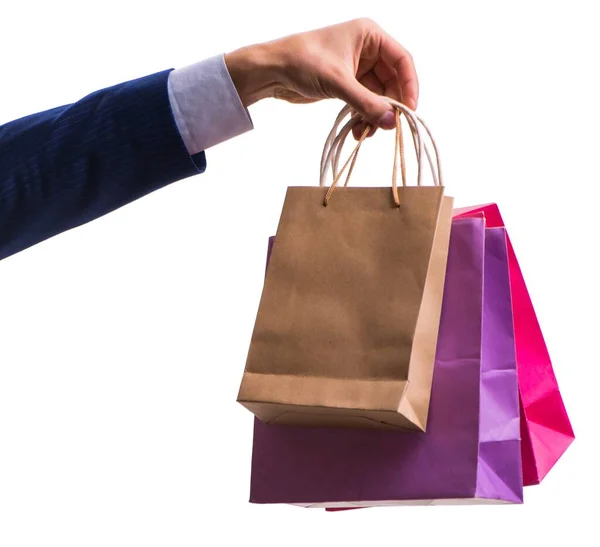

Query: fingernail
[378,110,395,130]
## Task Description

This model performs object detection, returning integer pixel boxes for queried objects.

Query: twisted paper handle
[323,110,407,206]
[320,98,442,206]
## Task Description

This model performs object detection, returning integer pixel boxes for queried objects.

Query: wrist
[224,43,283,107]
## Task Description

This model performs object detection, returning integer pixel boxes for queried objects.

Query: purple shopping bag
[249,217,522,506]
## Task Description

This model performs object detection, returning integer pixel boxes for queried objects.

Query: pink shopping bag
[454,203,574,485]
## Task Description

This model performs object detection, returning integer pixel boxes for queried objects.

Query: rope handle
[320,98,443,207]
[323,110,407,206]
[332,108,441,188]
[322,99,440,188]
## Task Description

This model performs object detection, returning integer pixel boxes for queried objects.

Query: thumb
[333,76,395,130]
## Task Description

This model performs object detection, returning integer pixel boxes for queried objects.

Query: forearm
[0,57,252,261]
[0,70,203,260]
[0,19,414,261]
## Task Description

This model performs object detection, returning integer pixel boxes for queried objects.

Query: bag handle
[322,99,441,189]
[331,109,435,188]
[320,98,443,207]
[322,110,406,206]
[331,103,442,188]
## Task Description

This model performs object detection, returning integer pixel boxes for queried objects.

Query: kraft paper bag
[237,100,453,431]
[249,217,523,506]
[454,203,574,485]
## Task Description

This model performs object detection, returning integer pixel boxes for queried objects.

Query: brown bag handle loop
[320,98,442,206]
[323,100,441,188]
[323,110,406,206]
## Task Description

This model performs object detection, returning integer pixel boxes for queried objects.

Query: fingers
[332,75,397,131]
[352,122,377,140]
[378,31,419,110]
[338,20,418,138]
[352,72,382,140]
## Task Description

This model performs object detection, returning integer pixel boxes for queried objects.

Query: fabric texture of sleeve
[0,69,204,261]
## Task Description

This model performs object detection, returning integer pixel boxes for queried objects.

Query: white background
[1,1,598,545]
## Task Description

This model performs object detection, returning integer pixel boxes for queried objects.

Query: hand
[224,18,418,138]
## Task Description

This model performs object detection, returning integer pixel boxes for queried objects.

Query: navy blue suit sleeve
[0,69,205,261]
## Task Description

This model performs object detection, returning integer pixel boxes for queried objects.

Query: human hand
[224,18,418,138]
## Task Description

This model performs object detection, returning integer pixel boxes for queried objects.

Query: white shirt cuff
[167,54,254,156]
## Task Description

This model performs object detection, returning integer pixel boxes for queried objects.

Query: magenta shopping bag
[249,217,522,506]
[455,204,574,485]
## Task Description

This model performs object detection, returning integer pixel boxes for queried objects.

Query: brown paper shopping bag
[238,99,453,431]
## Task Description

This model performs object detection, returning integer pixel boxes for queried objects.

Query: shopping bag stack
[236,99,574,507]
